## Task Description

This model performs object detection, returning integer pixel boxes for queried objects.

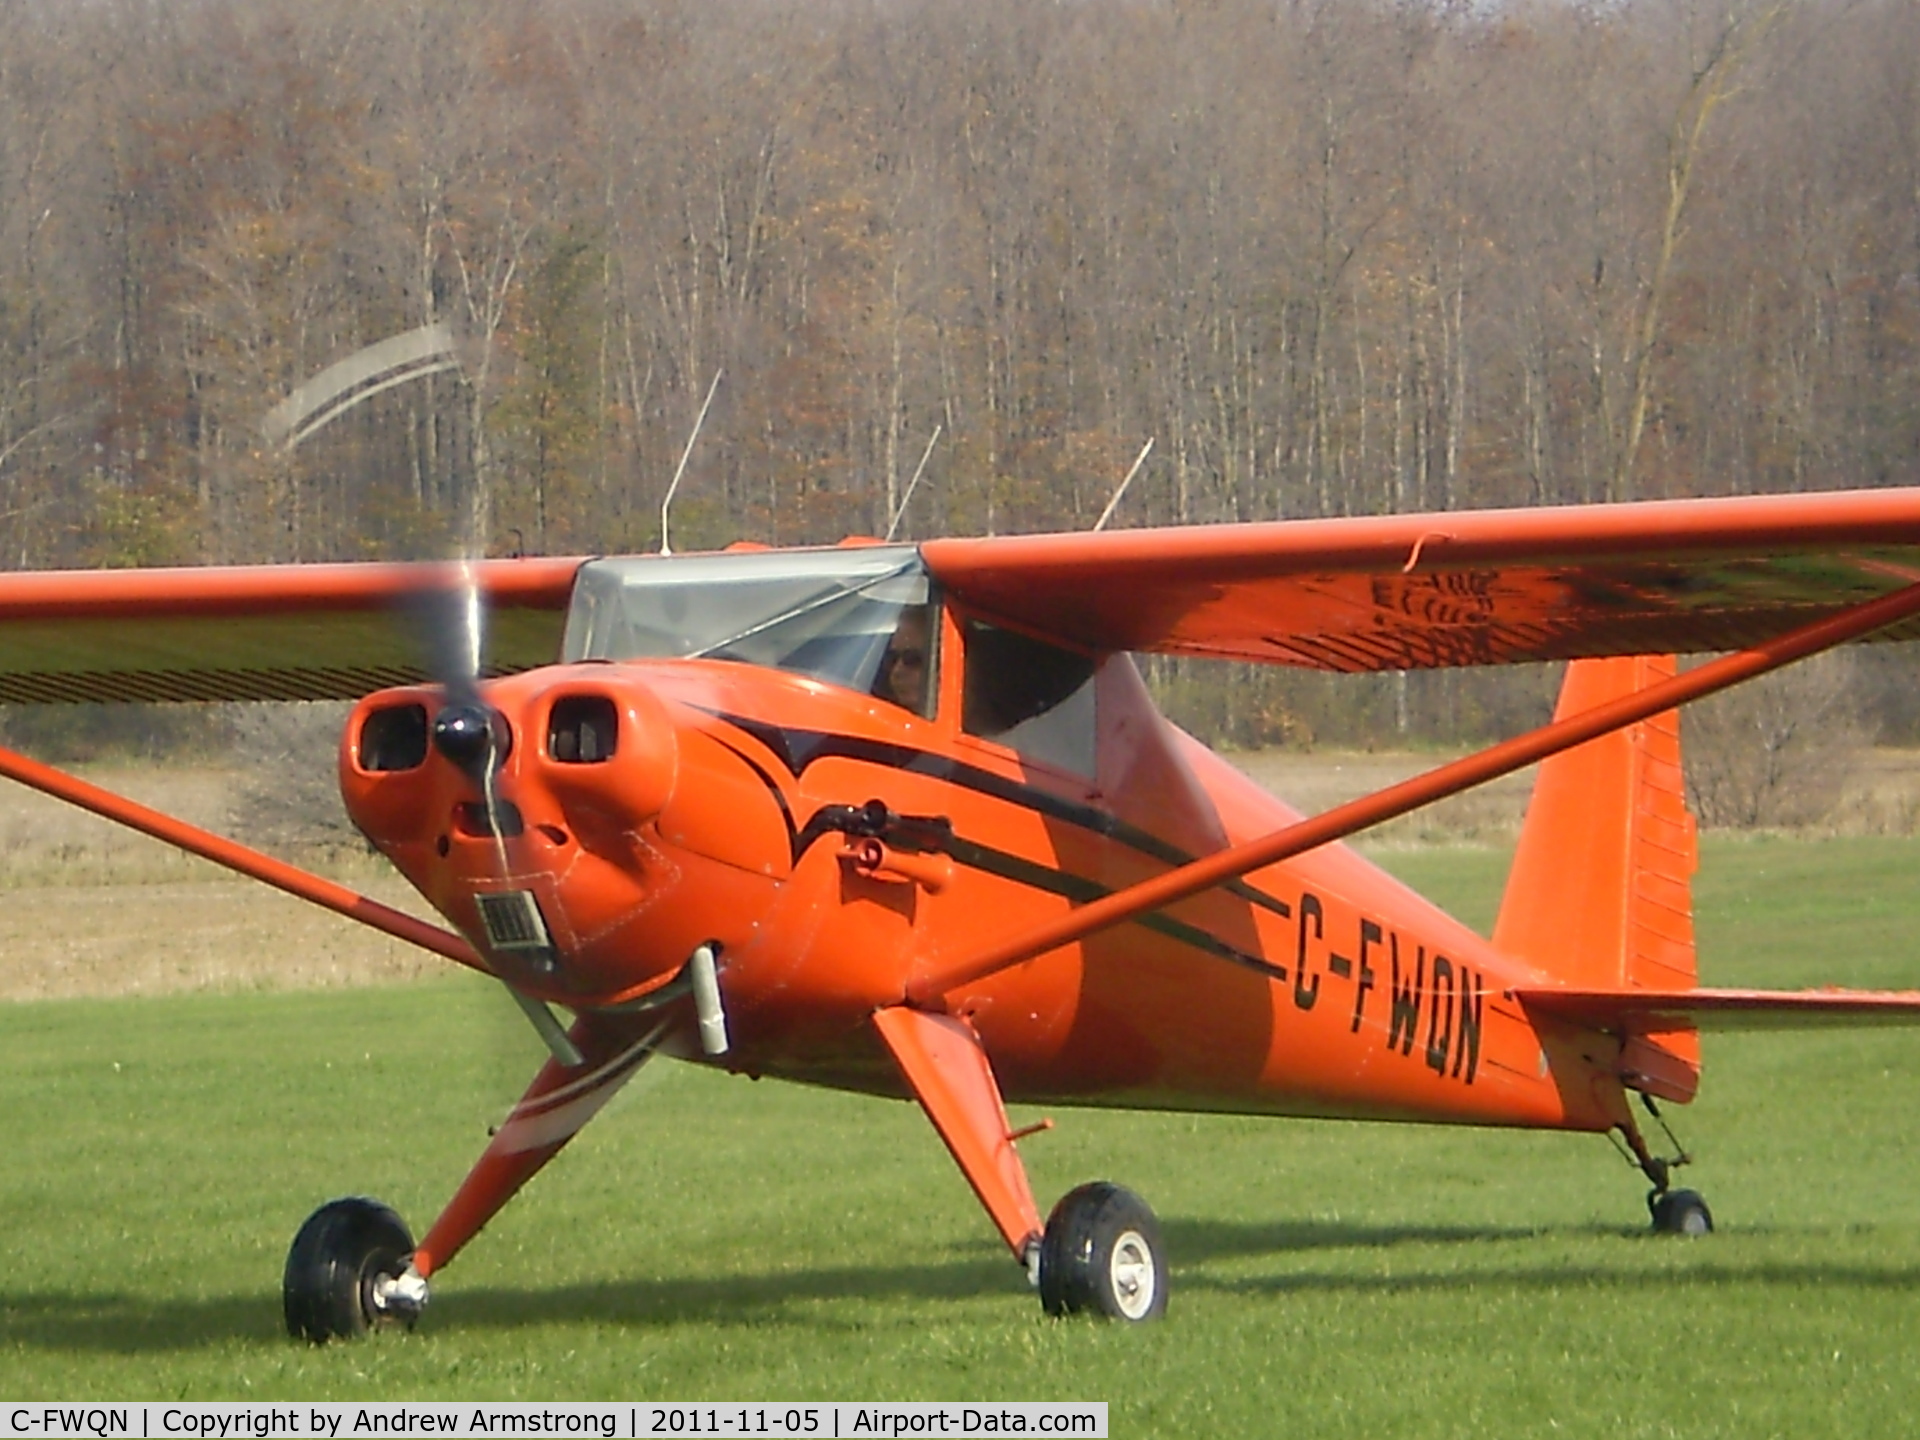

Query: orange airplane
[3,487,1920,1338]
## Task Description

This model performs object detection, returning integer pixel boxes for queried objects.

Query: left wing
[923,487,1920,669]
[0,557,585,703]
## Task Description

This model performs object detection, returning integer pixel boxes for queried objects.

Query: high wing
[5,487,1920,702]
[922,487,1920,669]
[0,557,585,703]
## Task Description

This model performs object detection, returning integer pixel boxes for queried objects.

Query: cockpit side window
[961,620,1096,776]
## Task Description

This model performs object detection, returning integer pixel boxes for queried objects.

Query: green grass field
[6,835,1920,1436]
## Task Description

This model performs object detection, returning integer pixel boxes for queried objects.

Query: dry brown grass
[1228,744,1920,843]
[0,764,443,1001]
[0,878,446,1001]
[8,743,1920,1003]
[1824,749,1920,836]
[1224,748,1540,843]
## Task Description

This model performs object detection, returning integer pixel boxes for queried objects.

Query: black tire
[1648,1188,1714,1237]
[283,1197,416,1343]
[1038,1182,1167,1322]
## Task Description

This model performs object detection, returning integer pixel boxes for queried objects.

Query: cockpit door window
[960,619,1096,776]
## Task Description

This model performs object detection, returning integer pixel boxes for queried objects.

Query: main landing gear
[871,1006,1169,1323]
[285,1004,1171,1339]
[1038,1182,1168,1321]
[281,1178,1175,1339]
[284,1198,427,1341]
[1620,1094,1714,1238]
[286,1010,663,1343]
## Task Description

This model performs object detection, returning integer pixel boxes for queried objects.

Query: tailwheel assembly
[1038,1182,1167,1322]
[1617,1094,1712,1238]
[1649,1187,1714,1236]
[284,1197,427,1342]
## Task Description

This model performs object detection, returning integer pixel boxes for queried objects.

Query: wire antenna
[660,368,724,556]
[885,424,943,541]
[1093,438,1155,532]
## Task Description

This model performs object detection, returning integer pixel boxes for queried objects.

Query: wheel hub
[1107,1229,1157,1320]
[370,1264,431,1322]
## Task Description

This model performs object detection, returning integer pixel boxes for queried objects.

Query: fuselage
[339,551,1631,1142]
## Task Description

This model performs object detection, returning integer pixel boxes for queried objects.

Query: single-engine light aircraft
[5,488,1920,1335]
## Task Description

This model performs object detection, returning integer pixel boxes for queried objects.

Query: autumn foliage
[0,0,1914,749]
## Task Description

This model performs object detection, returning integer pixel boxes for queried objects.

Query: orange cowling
[338,666,691,1004]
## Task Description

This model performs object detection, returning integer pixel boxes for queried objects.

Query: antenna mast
[1093,438,1154,532]
[885,424,943,541]
[660,368,724,556]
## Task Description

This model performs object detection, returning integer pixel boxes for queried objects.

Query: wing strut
[0,740,487,972]
[873,1006,1045,1264]
[907,578,1920,1006]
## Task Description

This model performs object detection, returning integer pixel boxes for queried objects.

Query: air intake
[476,891,554,954]
[549,694,619,763]
[359,703,428,772]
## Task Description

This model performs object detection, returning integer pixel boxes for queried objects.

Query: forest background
[0,0,1916,823]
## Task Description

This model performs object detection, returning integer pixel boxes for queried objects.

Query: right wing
[923,487,1920,669]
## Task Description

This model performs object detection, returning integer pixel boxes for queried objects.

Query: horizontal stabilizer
[1515,986,1920,1033]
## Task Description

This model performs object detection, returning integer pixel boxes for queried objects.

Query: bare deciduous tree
[0,0,1909,754]
[1685,651,1865,828]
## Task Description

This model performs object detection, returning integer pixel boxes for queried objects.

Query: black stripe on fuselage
[712,712,1292,915]
[943,832,1290,983]
[702,709,1294,983]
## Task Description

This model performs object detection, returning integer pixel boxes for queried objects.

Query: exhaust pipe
[690,943,729,1056]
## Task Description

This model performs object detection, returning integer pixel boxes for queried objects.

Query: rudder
[1494,655,1700,1099]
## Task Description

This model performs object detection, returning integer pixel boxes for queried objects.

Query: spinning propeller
[406,562,585,1067]
[415,565,506,782]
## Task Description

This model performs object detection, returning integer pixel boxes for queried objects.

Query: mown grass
[5,835,1920,1436]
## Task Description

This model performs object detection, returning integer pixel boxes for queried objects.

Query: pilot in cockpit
[873,605,932,713]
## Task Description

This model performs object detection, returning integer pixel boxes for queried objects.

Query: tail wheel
[1649,1187,1714,1237]
[284,1197,417,1343]
[1038,1182,1167,1322]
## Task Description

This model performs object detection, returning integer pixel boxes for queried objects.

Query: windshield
[562,546,933,703]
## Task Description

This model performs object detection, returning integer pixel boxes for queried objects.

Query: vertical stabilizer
[1494,655,1700,1098]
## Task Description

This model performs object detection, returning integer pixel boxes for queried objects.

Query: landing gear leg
[283,1011,662,1342]
[410,1013,662,1278]
[872,1006,1168,1322]
[1618,1095,1713,1237]
[873,1007,1046,1265]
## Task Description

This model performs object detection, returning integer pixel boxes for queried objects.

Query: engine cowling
[340,664,687,1002]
